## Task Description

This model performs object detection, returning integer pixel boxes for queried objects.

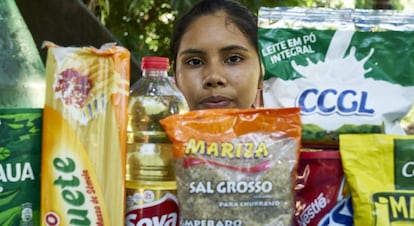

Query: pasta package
[160,108,301,226]
[41,42,130,225]
[340,134,414,226]
[258,8,414,148]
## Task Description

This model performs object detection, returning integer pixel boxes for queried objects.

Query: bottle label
[125,189,179,226]
[0,108,42,225]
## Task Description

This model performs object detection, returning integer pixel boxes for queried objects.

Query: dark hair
[170,0,258,72]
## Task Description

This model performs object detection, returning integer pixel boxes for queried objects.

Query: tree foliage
[83,0,404,62]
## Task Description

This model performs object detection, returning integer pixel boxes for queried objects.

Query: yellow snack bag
[41,42,130,225]
[340,134,414,226]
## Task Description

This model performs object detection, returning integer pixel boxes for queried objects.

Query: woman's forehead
[179,13,251,52]
[186,12,240,34]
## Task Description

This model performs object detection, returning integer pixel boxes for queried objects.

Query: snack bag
[340,134,414,226]
[160,108,301,226]
[41,42,130,225]
[294,150,352,226]
[258,8,414,148]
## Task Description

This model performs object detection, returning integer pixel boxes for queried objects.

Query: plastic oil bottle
[125,56,189,225]
[0,0,46,225]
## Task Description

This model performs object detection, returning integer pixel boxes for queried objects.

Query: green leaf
[0,206,21,225]
[0,190,19,206]
[0,147,11,160]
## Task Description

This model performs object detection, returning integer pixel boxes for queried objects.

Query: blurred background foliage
[82,0,408,62]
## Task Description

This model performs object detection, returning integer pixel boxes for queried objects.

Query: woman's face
[174,11,261,110]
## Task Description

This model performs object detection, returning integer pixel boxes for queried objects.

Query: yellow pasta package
[340,134,414,226]
[41,42,130,225]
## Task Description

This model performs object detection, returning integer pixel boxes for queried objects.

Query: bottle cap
[141,56,170,70]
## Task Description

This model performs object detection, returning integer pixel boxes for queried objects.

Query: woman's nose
[202,66,228,88]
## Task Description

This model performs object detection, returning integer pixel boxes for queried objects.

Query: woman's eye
[186,58,203,66]
[226,55,243,64]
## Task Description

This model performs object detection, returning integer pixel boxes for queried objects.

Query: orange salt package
[160,108,301,226]
[41,42,130,225]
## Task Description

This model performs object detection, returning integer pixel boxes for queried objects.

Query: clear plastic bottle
[0,0,45,225]
[125,56,189,225]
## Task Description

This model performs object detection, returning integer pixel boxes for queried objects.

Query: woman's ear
[255,63,265,108]
[258,79,263,90]
[173,72,178,86]
[171,60,180,87]
[257,62,264,90]
[253,89,263,108]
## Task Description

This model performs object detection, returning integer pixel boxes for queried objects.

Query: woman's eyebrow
[179,48,206,56]
[179,45,249,57]
[220,45,249,53]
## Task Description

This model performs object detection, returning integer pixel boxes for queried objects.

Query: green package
[0,109,42,225]
[258,8,414,148]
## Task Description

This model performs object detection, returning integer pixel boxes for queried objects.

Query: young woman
[170,0,263,110]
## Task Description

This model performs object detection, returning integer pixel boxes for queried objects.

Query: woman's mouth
[200,96,232,109]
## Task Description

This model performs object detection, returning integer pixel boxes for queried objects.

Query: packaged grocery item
[125,56,189,226]
[0,0,46,224]
[340,134,414,226]
[402,105,414,134]
[41,42,130,225]
[160,108,301,226]
[294,150,352,226]
[258,7,414,148]
[318,195,353,226]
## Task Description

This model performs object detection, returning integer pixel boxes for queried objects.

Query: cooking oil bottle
[125,56,189,225]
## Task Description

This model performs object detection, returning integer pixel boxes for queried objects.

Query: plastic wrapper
[340,134,414,226]
[258,7,414,149]
[160,108,301,226]
[294,150,352,226]
[41,42,130,225]
[0,0,46,225]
